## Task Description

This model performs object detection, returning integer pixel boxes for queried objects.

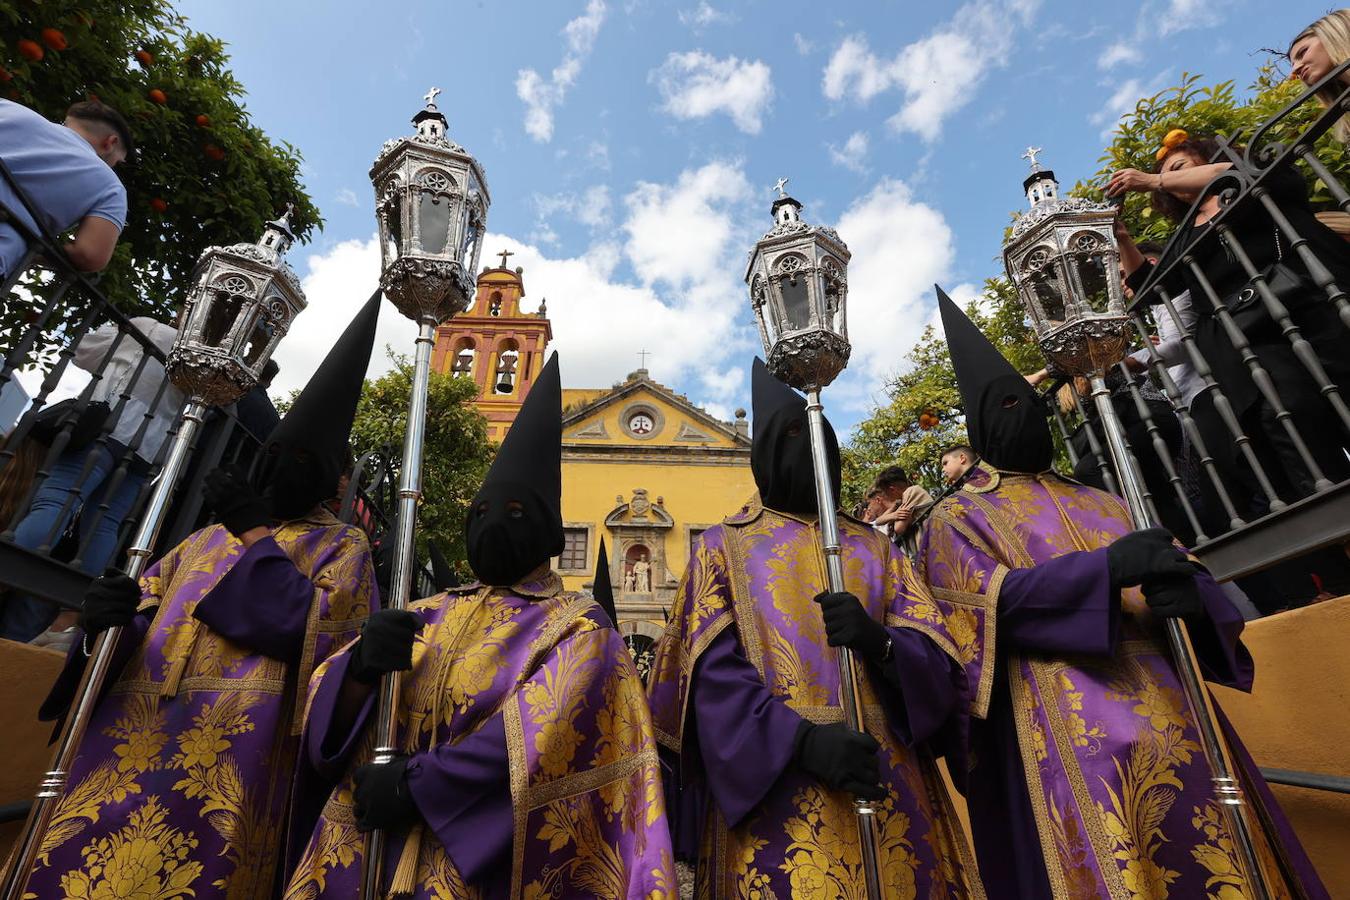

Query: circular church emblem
[628,412,655,436]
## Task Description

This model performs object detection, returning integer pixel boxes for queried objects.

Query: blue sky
[173,0,1317,433]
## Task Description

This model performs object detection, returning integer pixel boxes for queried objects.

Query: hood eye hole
[1001,395,1020,408]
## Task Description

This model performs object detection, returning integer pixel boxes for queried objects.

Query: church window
[495,342,520,394]
[452,346,474,375]
[560,528,588,570]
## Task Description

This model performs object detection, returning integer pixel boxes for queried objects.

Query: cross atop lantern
[370,87,491,324]
[166,206,307,406]
[745,178,852,390]
[1002,149,1130,376]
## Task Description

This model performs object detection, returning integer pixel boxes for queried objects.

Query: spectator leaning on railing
[1108,130,1350,511]
[0,98,130,280]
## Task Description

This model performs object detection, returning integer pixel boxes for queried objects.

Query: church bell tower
[431,249,553,442]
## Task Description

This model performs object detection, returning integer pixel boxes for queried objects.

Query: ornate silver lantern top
[370,87,491,324]
[1002,148,1131,376]
[167,206,307,406]
[744,178,852,390]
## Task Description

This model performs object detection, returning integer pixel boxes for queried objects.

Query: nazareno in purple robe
[23,513,376,900]
[919,464,1328,900]
[648,496,982,899]
[283,571,675,900]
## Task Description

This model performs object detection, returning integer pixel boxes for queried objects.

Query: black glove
[349,609,421,685]
[1142,574,1204,619]
[794,722,885,800]
[1106,527,1192,588]
[815,591,890,662]
[202,464,270,537]
[353,755,420,832]
[77,570,141,636]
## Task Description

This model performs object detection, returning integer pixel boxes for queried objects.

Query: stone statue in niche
[632,558,650,593]
[624,568,636,592]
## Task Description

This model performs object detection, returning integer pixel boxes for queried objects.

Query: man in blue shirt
[0,98,130,279]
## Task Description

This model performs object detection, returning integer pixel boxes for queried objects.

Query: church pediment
[604,488,674,528]
[561,372,749,449]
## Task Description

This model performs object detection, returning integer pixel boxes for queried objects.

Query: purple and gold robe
[647,496,984,899]
[21,510,376,900]
[283,571,675,900]
[919,464,1327,899]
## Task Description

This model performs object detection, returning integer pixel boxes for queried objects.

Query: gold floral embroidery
[779,785,919,900]
[1058,673,1107,754]
[1189,801,1251,900]
[523,640,599,781]
[58,796,203,900]
[529,794,629,899]
[281,816,361,899]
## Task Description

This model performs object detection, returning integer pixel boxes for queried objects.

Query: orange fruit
[203,144,225,161]
[195,113,210,127]
[148,88,167,104]
[135,49,153,66]
[40,28,67,51]
[150,198,168,213]
[17,39,43,62]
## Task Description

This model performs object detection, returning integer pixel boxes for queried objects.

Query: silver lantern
[745,178,851,390]
[744,180,882,900]
[1003,147,1129,377]
[369,86,490,324]
[166,207,307,406]
[1001,149,1273,897]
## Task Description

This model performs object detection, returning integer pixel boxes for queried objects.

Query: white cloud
[651,51,773,134]
[1090,77,1161,138]
[821,0,1040,142]
[1098,40,1142,69]
[793,33,815,55]
[533,185,614,239]
[828,131,869,174]
[828,178,958,405]
[516,0,607,142]
[335,188,359,207]
[270,237,417,400]
[678,1,732,29]
[1159,0,1220,36]
[586,140,611,171]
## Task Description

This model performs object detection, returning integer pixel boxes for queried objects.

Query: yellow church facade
[433,263,757,647]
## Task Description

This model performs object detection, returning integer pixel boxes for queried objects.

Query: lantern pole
[1002,151,1273,899]
[361,88,488,900]
[2,211,305,897]
[746,180,882,900]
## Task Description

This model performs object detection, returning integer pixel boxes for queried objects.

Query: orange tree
[0,0,320,354]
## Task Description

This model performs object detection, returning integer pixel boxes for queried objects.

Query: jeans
[0,444,145,641]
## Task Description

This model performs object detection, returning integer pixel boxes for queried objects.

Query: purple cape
[22,512,376,899]
[919,464,1327,899]
[648,496,983,899]
[284,571,675,900]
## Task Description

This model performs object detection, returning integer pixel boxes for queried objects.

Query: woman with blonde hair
[1289,9,1350,141]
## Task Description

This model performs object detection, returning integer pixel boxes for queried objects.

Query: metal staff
[361,88,490,899]
[745,180,883,900]
[2,213,306,897]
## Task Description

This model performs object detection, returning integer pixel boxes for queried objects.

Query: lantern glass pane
[203,289,243,346]
[1029,261,1069,326]
[385,196,403,263]
[461,214,479,266]
[1075,251,1113,314]
[822,269,844,334]
[243,311,276,366]
[418,190,452,256]
[779,273,812,330]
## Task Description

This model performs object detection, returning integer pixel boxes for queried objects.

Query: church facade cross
[497,248,514,269]
[1021,146,1043,170]
[424,86,442,108]
[638,349,651,369]
[773,177,789,198]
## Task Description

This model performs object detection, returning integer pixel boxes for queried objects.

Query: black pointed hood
[751,357,840,515]
[255,289,380,518]
[465,352,564,586]
[937,285,1053,473]
[428,541,457,591]
[592,537,618,625]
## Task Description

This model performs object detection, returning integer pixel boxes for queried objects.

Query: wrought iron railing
[1048,63,1350,593]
